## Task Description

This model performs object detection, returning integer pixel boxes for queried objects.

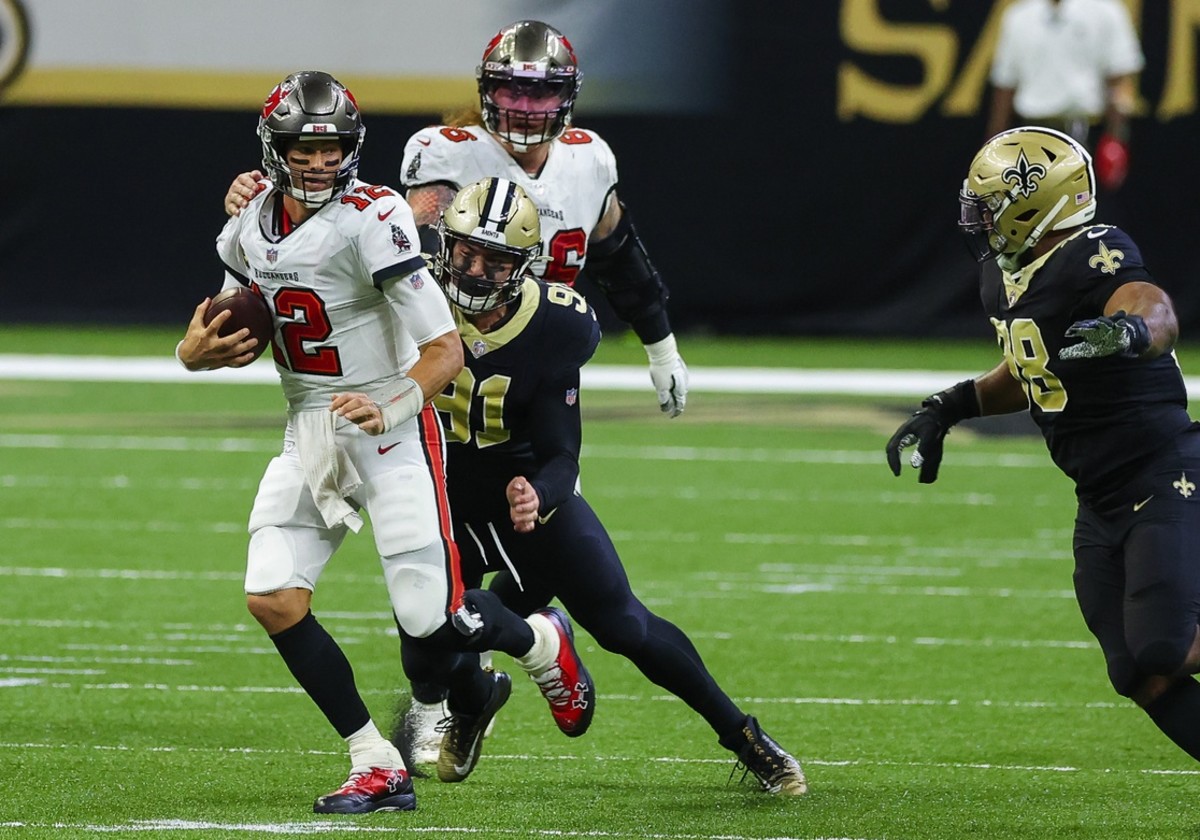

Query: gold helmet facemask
[434,177,541,313]
[959,126,1096,272]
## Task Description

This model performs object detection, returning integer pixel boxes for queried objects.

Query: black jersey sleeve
[1071,227,1153,315]
[524,284,601,516]
[526,362,584,517]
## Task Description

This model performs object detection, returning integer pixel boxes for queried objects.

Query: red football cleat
[529,607,595,737]
[312,766,415,813]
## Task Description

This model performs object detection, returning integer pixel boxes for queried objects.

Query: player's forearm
[408,330,464,401]
[1105,281,1178,359]
[976,362,1028,415]
[405,184,457,227]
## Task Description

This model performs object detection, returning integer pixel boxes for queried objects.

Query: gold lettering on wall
[837,0,1189,124]
[837,0,957,122]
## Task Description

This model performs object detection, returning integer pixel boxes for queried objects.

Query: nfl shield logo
[565,388,578,406]
[470,339,488,357]
[409,274,424,290]
[266,248,278,264]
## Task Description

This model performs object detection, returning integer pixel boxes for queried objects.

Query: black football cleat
[437,670,512,783]
[722,715,808,795]
[312,766,416,813]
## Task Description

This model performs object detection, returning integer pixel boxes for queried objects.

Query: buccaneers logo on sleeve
[391,224,412,254]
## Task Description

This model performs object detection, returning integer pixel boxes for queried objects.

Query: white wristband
[377,376,424,433]
[643,333,678,365]
[174,339,205,371]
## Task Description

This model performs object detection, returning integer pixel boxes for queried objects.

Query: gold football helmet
[434,177,541,313]
[959,126,1096,272]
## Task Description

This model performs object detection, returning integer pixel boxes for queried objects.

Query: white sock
[346,721,404,773]
[515,612,560,675]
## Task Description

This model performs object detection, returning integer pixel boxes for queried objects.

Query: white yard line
[0,739,1193,778]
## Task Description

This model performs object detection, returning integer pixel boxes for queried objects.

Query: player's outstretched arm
[1059,282,1177,360]
[224,171,266,217]
[175,299,259,371]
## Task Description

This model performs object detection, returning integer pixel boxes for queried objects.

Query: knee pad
[366,466,440,556]
[382,543,450,638]
[245,525,341,594]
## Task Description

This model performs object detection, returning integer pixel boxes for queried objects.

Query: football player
[180,70,595,814]
[887,126,1200,763]
[223,20,691,760]
[223,20,688,421]
[395,176,806,794]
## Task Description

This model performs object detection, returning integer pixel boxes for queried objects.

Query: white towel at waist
[293,409,364,533]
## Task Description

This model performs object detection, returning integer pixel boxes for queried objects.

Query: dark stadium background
[1,2,1194,340]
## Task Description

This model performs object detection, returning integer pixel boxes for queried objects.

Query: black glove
[886,380,979,484]
[1058,310,1150,360]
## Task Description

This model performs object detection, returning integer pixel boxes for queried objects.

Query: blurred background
[1,0,1196,340]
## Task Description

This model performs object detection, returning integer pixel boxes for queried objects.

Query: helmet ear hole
[1014,209,1038,222]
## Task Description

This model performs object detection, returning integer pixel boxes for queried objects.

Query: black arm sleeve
[526,364,583,517]
[583,202,672,344]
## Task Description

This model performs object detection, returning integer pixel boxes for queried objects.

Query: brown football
[203,286,273,362]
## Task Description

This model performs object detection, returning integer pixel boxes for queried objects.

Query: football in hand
[203,286,273,362]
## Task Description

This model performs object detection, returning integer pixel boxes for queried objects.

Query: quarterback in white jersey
[225,21,689,420]
[215,177,451,412]
[182,71,590,815]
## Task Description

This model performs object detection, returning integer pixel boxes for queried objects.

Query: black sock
[1143,676,1200,761]
[270,611,371,738]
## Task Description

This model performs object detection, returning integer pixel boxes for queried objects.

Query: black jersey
[435,278,601,521]
[980,224,1191,500]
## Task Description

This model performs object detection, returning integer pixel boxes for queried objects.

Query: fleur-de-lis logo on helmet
[1001,150,1048,198]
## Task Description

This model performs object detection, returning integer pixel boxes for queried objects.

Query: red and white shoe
[529,607,595,737]
[312,766,416,813]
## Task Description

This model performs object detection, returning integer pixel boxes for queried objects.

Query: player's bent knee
[245,525,337,594]
[246,588,309,633]
[1132,637,1190,677]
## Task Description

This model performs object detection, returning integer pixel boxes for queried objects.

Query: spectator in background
[986,0,1143,192]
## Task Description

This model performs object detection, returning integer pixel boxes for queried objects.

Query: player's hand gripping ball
[203,287,273,363]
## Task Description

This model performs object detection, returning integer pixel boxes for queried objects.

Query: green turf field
[1,327,1197,839]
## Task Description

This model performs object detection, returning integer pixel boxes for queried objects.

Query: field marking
[0,820,865,840]
[0,563,1077,599]
[0,432,1052,470]
[1,740,1194,778]
[0,680,1129,710]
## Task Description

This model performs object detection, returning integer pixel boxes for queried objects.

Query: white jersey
[401,125,618,286]
[991,0,1144,120]
[216,179,456,411]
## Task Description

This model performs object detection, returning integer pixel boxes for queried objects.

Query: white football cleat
[402,699,445,765]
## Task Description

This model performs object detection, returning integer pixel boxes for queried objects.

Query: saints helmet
[959,126,1096,272]
[477,20,582,151]
[434,177,541,313]
[258,70,365,208]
